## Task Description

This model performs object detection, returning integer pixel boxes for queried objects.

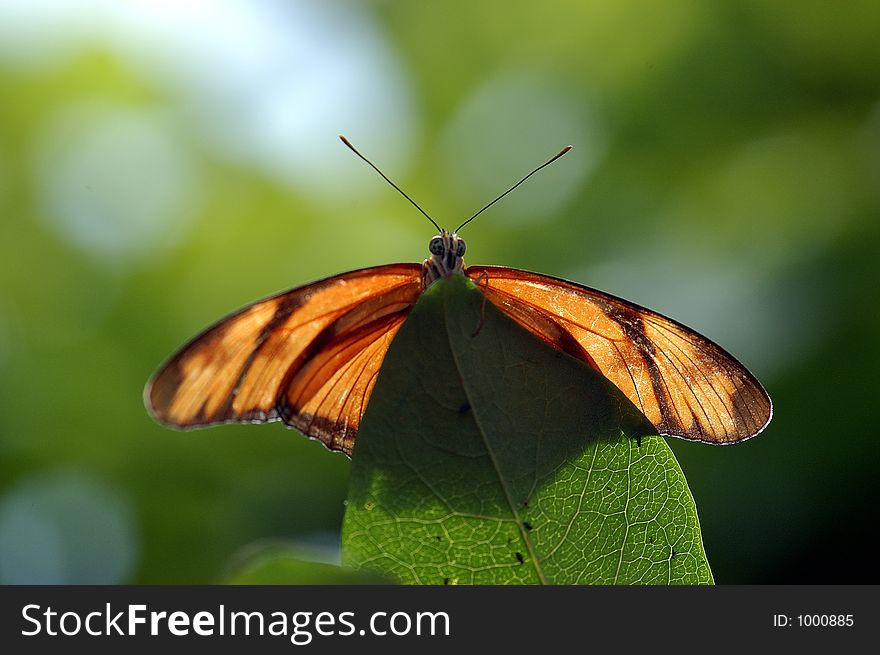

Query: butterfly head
[422,229,466,288]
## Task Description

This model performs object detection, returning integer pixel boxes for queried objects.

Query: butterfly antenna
[339,135,442,233]
[455,145,572,233]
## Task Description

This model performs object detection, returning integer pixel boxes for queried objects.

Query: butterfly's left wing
[146,264,422,455]
[468,266,772,444]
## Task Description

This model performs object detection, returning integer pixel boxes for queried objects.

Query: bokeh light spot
[33,104,201,265]
[0,469,138,584]
[439,72,604,226]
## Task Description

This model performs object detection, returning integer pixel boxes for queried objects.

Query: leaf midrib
[441,287,549,585]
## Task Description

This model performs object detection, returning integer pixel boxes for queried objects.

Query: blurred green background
[1,0,878,584]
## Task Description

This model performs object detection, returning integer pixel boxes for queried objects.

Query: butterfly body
[422,229,467,288]
[146,233,771,456]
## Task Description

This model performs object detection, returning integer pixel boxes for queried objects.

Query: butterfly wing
[146,264,422,455]
[467,266,772,444]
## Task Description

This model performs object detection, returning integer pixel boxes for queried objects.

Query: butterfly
[145,137,772,456]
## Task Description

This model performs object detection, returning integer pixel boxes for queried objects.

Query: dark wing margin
[467,266,772,444]
[145,264,422,455]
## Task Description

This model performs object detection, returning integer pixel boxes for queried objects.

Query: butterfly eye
[429,237,445,256]
[456,240,466,257]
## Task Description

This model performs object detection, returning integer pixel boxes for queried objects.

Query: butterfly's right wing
[468,266,771,444]
[145,264,422,455]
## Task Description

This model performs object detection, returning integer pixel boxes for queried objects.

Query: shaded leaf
[225,543,392,585]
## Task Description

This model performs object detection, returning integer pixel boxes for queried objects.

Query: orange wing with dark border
[145,264,422,455]
[468,266,772,444]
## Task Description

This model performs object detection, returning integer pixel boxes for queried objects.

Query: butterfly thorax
[421,229,466,289]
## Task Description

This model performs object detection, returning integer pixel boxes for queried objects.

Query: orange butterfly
[145,137,772,456]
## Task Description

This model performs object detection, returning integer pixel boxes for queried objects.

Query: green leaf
[341,274,713,585]
[224,543,393,584]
